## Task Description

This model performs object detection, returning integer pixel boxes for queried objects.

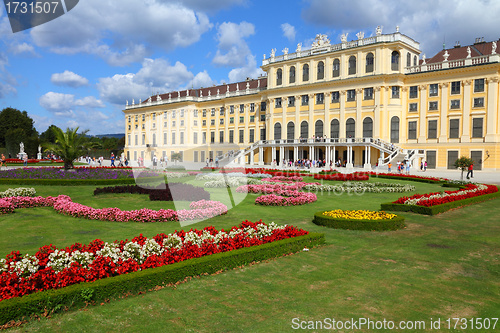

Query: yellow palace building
[123,27,500,170]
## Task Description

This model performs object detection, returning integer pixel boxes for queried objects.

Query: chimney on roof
[474,37,485,44]
[454,41,461,48]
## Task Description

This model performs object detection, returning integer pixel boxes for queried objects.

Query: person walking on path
[110,153,115,167]
[467,163,474,179]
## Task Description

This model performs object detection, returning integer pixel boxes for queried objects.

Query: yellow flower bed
[323,209,397,220]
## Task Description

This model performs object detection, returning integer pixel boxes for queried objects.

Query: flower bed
[302,182,415,193]
[313,172,369,181]
[262,176,303,182]
[368,172,443,183]
[94,183,210,202]
[313,210,405,231]
[3,159,63,164]
[0,167,159,180]
[0,195,227,222]
[236,183,318,206]
[0,187,36,198]
[0,221,309,302]
[381,184,500,215]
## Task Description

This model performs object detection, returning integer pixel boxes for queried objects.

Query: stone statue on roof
[356,31,364,40]
[443,50,450,61]
[270,48,276,58]
[157,94,161,102]
[341,33,348,43]
[312,34,330,48]
[296,43,302,53]
[282,47,288,55]
[376,26,383,36]
[467,47,471,58]
[492,41,497,54]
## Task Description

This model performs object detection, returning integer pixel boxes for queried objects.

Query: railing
[405,53,499,74]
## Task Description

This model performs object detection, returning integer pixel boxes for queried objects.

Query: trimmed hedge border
[0,177,164,186]
[369,174,442,184]
[0,232,324,325]
[312,211,405,231]
[380,187,500,215]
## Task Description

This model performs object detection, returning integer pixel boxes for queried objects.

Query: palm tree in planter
[45,127,89,170]
[454,156,474,180]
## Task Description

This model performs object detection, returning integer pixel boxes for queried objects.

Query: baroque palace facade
[124,27,500,170]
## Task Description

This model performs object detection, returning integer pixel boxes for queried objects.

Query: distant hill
[94,133,125,139]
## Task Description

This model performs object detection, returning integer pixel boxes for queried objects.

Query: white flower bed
[195,173,272,181]
[302,182,415,193]
[0,187,36,198]
[404,184,488,205]
[164,172,190,179]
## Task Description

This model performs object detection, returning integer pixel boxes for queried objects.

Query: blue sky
[1,0,499,135]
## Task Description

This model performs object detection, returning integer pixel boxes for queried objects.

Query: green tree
[0,107,38,148]
[171,152,182,164]
[40,125,61,144]
[454,156,474,180]
[45,127,89,170]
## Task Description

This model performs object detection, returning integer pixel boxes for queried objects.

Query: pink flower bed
[236,183,318,206]
[262,176,303,182]
[0,196,227,222]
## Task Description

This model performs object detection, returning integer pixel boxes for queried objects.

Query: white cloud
[0,52,17,98]
[301,0,500,56]
[29,0,213,66]
[228,55,265,83]
[187,70,215,89]
[212,21,255,67]
[39,92,105,113]
[51,70,89,88]
[281,23,296,42]
[174,0,247,13]
[9,42,37,56]
[97,58,195,105]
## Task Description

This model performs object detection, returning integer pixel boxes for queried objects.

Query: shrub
[313,211,405,231]
[94,183,210,202]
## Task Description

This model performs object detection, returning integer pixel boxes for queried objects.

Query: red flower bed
[367,172,442,182]
[393,184,498,206]
[3,159,63,164]
[0,221,308,301]
[314,172,369,181]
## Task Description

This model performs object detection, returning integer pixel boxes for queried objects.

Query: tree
[45,127,89,170]
[171,152,182,164]
[0,108,38,148]
[40,125,61,145]
[454,156,474,180]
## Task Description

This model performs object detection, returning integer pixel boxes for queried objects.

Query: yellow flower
[323,209,396,220]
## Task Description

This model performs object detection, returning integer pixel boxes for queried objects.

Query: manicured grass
[1,178,499,332]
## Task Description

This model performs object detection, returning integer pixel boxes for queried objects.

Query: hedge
[380,188,500,215]
[312,212,405,231]
[0,232,324,325]
[0,177,164,186]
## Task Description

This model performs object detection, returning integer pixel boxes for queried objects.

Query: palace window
[289,66,296,83]
[302,64,309,81]
[172,121,176,127]
[230,105,234,114]
[472,118,483,138]
[210,131,215,143]
[409,86,418,99]
[180,120,184,127]
[347,89,356,101]
[250,115,255,122]
[451,81,461,95]
[240,104,244,113]
[348,56,356,75]
[450,99,460,109]
[229,130,234,143]
[202,110,206,117]
[316,93,324,104]
[194,120,198,126]
[429,84,438,97]
[220,107,224,116]
[408,121,417,140]
[330,119,339,138]
[409,103,418,112]
[210,119,215,125]
[366,53,374,73]
[331,91,340,103]
[407,52,411,67]
[275,98,282,108]
[260,115,265,121]
[193,132,198,144]
[346,118,355,137]
[142,114,146,121]
[128,116,131,123]
[288,96,295,107]
[239,116,244,123]
[261,101,266,111]
[274,123,281,140]
[474,78,485,92]
[473,97,484,108]
[180,109,184,117]
[276,68,283,86]
[239,129,244,143]
[364,88,373,100]
[317,61,324,80]
[211,108,215,116]
[392,86,400,98]
[363,117,373,137]
[332,59,340,77]
[390,116,400,143]
[449,119,460,138]
[301,94,309,106]
[391,51,400,71]
[180,132,184,144]
[171,133,175,144]
[219,131,224,143]
[250,103,255,112]
[428,120,437,139]
[230,117,234,124]
[135,115,138,122]
[220,119,224,125]
[429,101,438,110]
[249,129,255,143]
[202,120,206,126]
[172,111,175,118]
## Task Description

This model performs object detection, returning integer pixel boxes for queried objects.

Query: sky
[1,0,499,135]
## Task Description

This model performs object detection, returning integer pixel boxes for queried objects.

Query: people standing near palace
[467,162,474,179]
[388,162,392,172]
[23,154,28,166]
[110,153,115,167]
[406,160,411,174]
[424,161,427,171]
[153,154,158,169]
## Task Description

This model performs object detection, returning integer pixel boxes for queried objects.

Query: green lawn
[1,177,499,332]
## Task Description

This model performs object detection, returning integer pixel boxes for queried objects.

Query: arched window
[391,116,400,143]
[317,61,324,80]
[315,120,324,137]
[348,56,356,75]
[391,51,400,71]
[276,69,282,86]
[407,53,411,67]
[332,59,340,77]
[346,118,355,137]
[366,53,374,73]
[330,119,339,138]
[413,55,417,66]
[274,123,282,140]
[300,121,308,138]
[289,66,296,84]
[287,122,295,140]
[302,64,309,81]
[362,117,373,138]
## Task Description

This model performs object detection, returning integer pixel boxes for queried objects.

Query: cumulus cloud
[0,52,17,98]
[39,92,105,113]
[301,0,500,56]
[186,70,215,89]
[29,0,213,66]
[51,70,89,87]
[228,55,265,83]
[281,23,296,42]
[212,21,255,67]
[97,58,198,105]
[9,42,37,56]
